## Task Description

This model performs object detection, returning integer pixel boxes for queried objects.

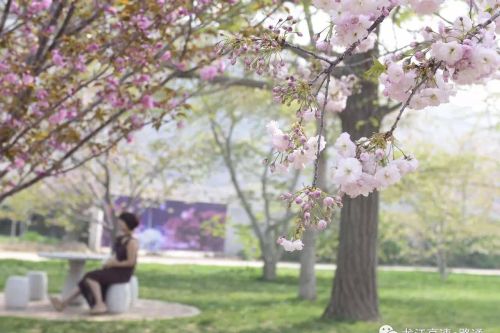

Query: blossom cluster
[266,121,325,173]
[381,10,500,110]
[312,0,398,53]
[316,75,358,114]
[217,16,301,76]
[277,187,343,251]
[199,61,227,81]
[277,238,304,252]
[256,1,499,251]
[332,133,418,198]
[276,131,418,252]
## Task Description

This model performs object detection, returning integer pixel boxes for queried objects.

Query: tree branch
[0,0,11,34]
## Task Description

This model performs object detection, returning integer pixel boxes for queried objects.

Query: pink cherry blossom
[22,74,34,86]
[323,196,334,207]
[52,50,65,67]
[140,95,155,109]
[333,157,363,185]
[160,51,172,62]
[317,219,328,230]
[200,66,218,81]
[375,163,401,189]
[266,121,290,152]
[334,132,356,158]
[14,157,25,169]
[407,0,444,15]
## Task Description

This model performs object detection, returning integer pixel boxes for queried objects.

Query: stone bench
[4,276,29,310]
[105,276,139,313]
[27,271,48,301]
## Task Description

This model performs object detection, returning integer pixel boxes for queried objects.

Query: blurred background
[1,0,500,332]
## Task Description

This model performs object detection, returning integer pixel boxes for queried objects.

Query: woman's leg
[62,287,81,306]
[50,287,81,311]
[85,278,107,313]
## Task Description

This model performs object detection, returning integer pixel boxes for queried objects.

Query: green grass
[0,232,60,245]
[0,259,499,333]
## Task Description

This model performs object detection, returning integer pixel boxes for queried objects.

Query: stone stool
[106,282,131,314]
[4,276,29,309]
[129,276,139,307]
[27,271,48,301]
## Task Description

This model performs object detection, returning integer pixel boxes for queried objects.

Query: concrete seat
[106,282,131,314]
[27,271,48,301]
[4,276,29,309]
[129,276,139,307]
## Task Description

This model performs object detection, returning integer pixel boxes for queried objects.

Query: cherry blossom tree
[0,0,279,203]
[218,0,500,320]
[384,145,500,280]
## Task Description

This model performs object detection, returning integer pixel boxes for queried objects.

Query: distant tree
[383,145,500,279]
[189,88,302,280]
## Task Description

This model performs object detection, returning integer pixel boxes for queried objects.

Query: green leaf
[393,8,415,27]
[364,59,386,80]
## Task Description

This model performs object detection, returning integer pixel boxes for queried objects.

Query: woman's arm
[104,239,139,268]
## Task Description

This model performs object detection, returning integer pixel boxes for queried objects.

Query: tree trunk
[262,255,277,281]
[323,193,380,320]
[437,248,448,281]
[323,47,382,321]
[299,228,317,300]
[10,220,16,237]
[298,135,327,300]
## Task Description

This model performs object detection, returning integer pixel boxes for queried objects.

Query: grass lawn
[0,259,499,333]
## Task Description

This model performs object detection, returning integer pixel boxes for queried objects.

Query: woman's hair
[119,212,140,231]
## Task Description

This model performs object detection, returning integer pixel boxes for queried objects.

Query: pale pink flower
[333,157,363,185]
[408,0,443,15]
[305,135,326,159]
[334,132,356,158]
[387,63,404,83]
[292,239,304,251]
[316,40,330,51]
[375,163,401,189]
[289,149,312,170]
[431,41,464,65]
[266,121,289,152]
[301,109,316,121]
[323,196,334,207]
[341,173,378,198]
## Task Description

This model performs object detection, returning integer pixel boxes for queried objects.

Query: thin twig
[386,62,441,137]
[0,0,12,35]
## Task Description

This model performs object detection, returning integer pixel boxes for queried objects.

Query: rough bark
[263,255,278,281]
[323,47,382,321]
[323,192,380,320]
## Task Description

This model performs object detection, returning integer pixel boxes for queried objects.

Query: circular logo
[379,325,397,333]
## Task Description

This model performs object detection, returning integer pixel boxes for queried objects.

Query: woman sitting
[51,212,140,314]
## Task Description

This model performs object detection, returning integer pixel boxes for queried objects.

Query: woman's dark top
[78,235,136,308]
